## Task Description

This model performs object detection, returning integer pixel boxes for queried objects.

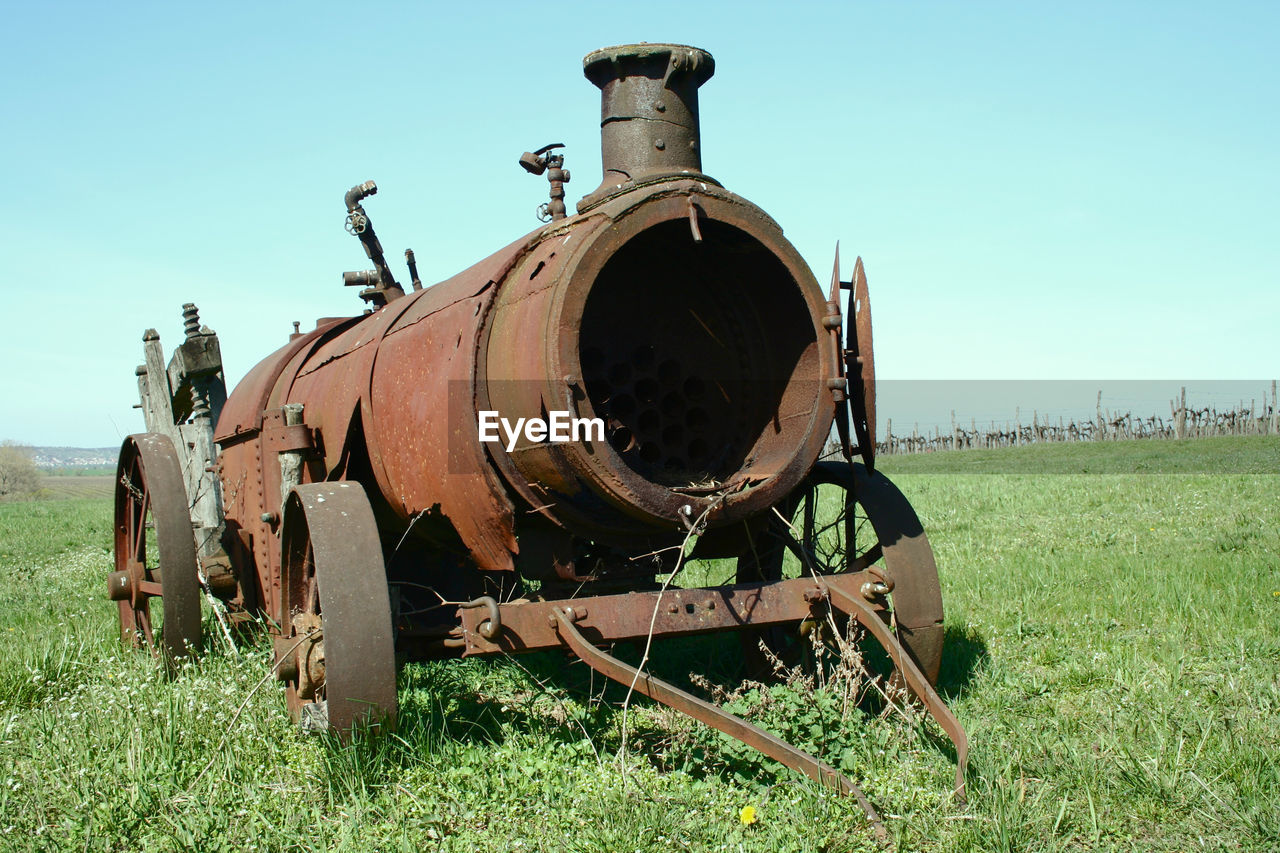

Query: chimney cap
[583,43,714,86]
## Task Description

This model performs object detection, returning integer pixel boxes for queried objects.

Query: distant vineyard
[877,382,1279,456]
[36,475,114,500]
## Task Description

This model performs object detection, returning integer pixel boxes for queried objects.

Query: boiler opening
[578,219,821,489]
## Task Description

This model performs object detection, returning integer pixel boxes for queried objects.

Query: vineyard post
[1264,376,1274,432]
[1175,386,1187,440]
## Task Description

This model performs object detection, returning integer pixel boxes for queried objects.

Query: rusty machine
[110,44,966,830]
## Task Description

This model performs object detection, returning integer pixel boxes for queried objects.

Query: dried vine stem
[616,493,727,772]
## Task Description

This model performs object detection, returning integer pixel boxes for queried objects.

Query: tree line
[0,442,41,498]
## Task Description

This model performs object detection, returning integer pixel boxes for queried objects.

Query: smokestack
[579,43,715,212]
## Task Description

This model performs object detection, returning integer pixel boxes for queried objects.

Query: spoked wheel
[274,482,397,736]
[737,460,945,687]
[108,434,203,666]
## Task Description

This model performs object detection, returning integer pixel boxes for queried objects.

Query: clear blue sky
[1,1,1275,446]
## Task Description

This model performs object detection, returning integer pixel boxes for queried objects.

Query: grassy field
[0,438,1276,851]
[877,434,1279,475]
[33,476,114,501]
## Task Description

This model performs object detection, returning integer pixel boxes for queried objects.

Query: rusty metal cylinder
[214,42,835,582]
[580,43,716,211]
[482,185,834,548]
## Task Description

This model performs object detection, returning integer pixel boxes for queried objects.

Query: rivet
[654,138,665,151]
[655,101,666,112]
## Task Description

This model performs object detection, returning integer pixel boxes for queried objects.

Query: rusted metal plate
[458,573,878,656]
[827,245,853,460]
[262,421,314,453]
[367,235,533,571]
[850,256,876,471]
[213,317,359,444]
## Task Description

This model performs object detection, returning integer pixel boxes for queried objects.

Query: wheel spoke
[847,543,883,573]
[126,480,143,562]
[137,605,153,647]
[130,497,149,564]
[305,555,319,615]
[803,490,815,546]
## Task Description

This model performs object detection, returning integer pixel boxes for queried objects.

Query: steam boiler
[109,43,965,826]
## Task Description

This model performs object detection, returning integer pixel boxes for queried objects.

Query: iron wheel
[109,433,203,667]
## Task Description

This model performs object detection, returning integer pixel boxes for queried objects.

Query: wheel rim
[737,460,944,685]
[111,434,203,665]
[276,482,397,736]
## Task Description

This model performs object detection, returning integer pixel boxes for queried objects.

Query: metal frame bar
[550,606,889,841]
[456,573,882,656]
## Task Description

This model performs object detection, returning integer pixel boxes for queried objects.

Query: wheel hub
[106,559,149,608]
[277,613,325,699]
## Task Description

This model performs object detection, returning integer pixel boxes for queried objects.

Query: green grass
[34,476,114,501]
[39,467,115,478]
[877,434,1279,475]
[0,437,1276,851]
[0,477,114,504]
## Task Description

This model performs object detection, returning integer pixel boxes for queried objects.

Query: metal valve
[519,143,570,221]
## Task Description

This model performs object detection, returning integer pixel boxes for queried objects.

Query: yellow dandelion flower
[739,805,758,826]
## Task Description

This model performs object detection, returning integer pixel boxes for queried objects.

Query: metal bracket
[261,408,316,454]
[262,424,314,453]
[824,581,968,801]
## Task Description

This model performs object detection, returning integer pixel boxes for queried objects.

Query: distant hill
[31,447,118,470]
